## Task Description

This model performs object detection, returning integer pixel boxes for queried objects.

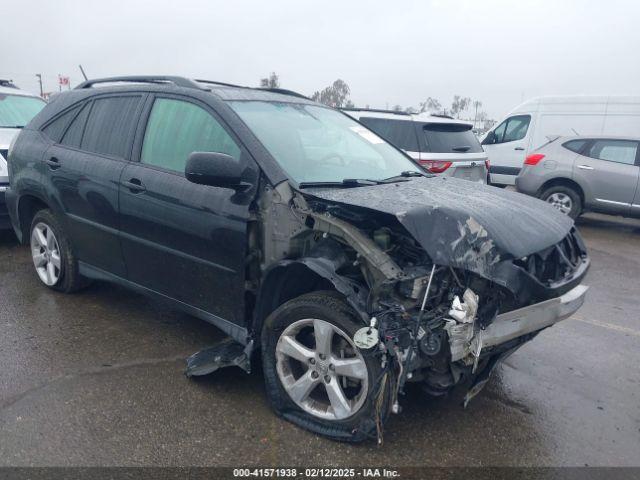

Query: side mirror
[482,131,496,145]
[185,152,244,189]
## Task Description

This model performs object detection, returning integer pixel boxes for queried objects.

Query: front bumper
[482,283,589,349]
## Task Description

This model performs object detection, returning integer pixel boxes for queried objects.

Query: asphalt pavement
[0,213,638,467]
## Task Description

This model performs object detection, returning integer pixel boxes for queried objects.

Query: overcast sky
[2,0,639,119]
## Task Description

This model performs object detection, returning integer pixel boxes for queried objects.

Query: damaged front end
[187,176,589,442]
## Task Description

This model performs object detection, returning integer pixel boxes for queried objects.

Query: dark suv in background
[6,76,589,442]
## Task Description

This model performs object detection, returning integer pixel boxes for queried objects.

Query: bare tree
[472,100,483,127]
[419,97,441,113]
[450,95,471,119]
[259,72,280,88]
[311,79,352,108]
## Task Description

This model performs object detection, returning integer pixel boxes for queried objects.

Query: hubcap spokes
[275,318,368,420]
[547,193,572,215]
[31,223,61,286]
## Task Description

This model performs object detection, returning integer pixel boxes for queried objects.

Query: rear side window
[563,139,588,153]
[422,123,483,153]
[81,96,142,158]
[585,140,638,165]
[359,117,419,151]
[42,105,82,143]
[60,103,91,148]
[140,98,241,173]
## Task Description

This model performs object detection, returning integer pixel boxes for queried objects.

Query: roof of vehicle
[546,134,640,143]
[72,76,316,105]
[0,84,43,98]
[342,107,473,126]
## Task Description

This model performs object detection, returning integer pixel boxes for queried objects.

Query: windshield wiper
[298,178,380,189]
[0,125,24,129]
[298,173,424,189]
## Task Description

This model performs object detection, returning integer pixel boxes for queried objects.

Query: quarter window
[42,105,82,143]
[563,139,588,154]
[586,140,638,165]
[60,103,91,148]
[140,98,240,173]
[81,96,142,158]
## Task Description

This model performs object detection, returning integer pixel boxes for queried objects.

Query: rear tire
[540,185,582,219]
[261,291,391,442]
[29,209,89,293]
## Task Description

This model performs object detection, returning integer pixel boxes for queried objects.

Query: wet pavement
[0,213,639,467]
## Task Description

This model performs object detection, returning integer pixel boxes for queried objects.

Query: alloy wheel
[546,192,573,215]
[30,222,62,286]
[275,318,369,420]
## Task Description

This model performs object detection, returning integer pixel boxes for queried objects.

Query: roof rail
[194,79,247,89]
[75,76,203,90]
[341,107,411,116]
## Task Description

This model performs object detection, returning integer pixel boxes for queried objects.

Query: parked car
[343,108,488,183]
[6,76,589,442]
[482,95,640,187]
[0,80,46,229]
[516,135,640,219]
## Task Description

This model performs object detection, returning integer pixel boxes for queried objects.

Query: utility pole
[35,74,43,98]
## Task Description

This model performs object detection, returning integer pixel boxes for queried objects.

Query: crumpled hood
[302,176,574,277]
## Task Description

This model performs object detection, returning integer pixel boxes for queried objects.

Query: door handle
[122,178,146,193]
[514,147,525,151]
[577,165,594,170]
[45,157,61,170]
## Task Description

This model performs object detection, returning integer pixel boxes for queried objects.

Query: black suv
[6,76,589,442]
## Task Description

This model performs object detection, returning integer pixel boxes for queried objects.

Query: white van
[481,96,640,186]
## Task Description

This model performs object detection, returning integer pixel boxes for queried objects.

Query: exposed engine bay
[188,176,590,442]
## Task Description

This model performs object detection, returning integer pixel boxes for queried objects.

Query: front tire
[261,292,390,442]
[29,209,89,292]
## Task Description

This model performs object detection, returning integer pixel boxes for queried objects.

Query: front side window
[140,98,240,173]
[229,101,418,183]
[485,115,530,144]
[81,96,142,158]
[586,140,638,165]
[359,117,419,152]
[0,94,45,128]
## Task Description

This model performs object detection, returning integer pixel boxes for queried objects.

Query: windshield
[229,101,418,183]
[0,94,46,128]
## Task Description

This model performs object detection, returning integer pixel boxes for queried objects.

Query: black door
[43,94,144,277]
[118,95,256,325]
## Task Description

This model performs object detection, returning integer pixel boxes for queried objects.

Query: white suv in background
[343,108,488,183]
[0,80,46,229]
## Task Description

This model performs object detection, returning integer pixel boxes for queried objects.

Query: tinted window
[422,123,483,153]
[42,105,81,143]
[81,96,142,158]
[586,140,638,165]
[563,139,588,153]
[359,117,419,151]
[60,103,91,148]
[140,98,240,173]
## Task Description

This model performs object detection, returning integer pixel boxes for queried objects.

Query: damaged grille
[514,228,585,286]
